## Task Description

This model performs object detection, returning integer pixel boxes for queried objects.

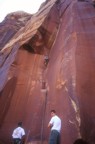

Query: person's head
[18,122,22,127]
[73,138,89,144]
[50,110,56,117]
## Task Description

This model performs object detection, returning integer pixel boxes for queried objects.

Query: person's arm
[22,129,25,136]
[48,123,53,129]
[48,118,53,128]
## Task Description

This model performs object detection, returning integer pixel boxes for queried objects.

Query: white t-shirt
[49,115,61,132]
[12,127,25,139]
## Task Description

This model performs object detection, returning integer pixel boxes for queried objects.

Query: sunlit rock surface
[0,0,95,144]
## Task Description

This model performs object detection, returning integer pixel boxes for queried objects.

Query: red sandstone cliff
[0,11,32,50]
[0,0,95,144]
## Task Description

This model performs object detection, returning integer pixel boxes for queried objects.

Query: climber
[44,55,49,66]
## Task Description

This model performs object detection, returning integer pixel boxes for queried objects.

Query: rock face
[0,0,95,144]
[0,11,32,50]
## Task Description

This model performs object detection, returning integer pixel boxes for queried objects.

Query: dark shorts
[49,130,60,144]
[13,138,21,144]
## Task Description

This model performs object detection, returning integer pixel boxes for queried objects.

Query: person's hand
[48,123,53,128]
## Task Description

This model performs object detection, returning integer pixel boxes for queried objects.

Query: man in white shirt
[48,110,61,144]
[12,122,25,144]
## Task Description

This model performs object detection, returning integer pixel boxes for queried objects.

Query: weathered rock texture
[0,0,95,144]
[0,11,32,50]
